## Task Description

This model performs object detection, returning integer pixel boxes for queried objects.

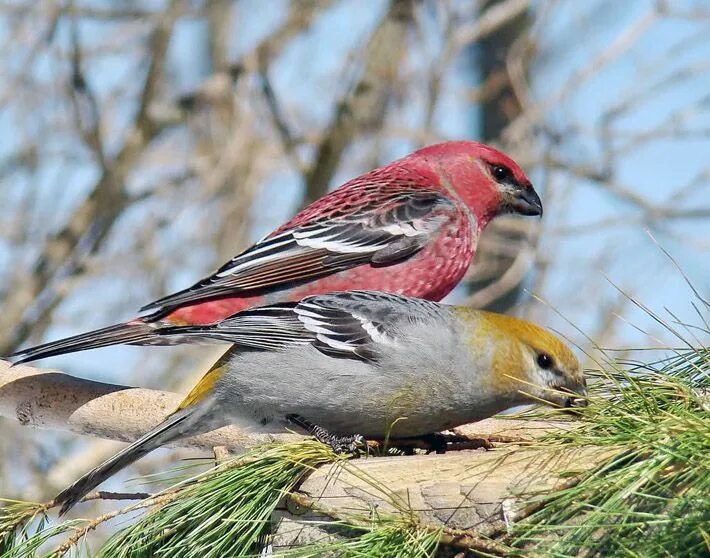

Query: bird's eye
[492,165,511,182]
[537,353,554,370]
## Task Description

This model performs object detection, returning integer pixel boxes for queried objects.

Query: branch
[0,360,301,451]
[302,0,415,205]
[0,359,568,452]
[453,0,531,48]
[0,1,183,355]
[286,491,511,555]
[275,441,615,550]
[175,0,334,116]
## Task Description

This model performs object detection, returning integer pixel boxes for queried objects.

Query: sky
[1,0,708,386]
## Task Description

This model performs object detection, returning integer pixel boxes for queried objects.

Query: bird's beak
[562,381,588,410]
[509,186,543,217]
[564,394,588,408]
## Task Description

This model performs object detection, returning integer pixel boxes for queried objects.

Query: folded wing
[141,190,456,313]
[166,290,446,363]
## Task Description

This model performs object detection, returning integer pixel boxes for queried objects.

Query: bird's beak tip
[509,187,543,217]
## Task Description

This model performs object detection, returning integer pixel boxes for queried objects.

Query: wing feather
[160,291,446,364]
[141,191,456,313]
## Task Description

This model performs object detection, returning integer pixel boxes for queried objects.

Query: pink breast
[286,216,474,302]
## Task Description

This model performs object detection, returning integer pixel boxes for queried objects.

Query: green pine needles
[98,441,339,558]
[509,347,710,557]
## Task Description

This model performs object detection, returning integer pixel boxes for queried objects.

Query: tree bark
[0,360,301,451]
[274,444,611,551]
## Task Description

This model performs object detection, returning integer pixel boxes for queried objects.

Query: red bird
[11,141,542,363]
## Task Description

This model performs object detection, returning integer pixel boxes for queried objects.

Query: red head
[402,141,542,228]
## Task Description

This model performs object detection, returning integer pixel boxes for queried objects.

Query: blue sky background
[0,0,708,504]
[0,0,706,378]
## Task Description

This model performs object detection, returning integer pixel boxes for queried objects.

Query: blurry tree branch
[302,0,415,205]
[463,0,535,312]
[0,2,159,21]
[68,15,106,172]
[0,1,182,355]
[503,5,659,144]
[251,0,333,70]
[205,0,231,72]
[182,0,336,263]
[175,0,333,116]
[421,0,531,140]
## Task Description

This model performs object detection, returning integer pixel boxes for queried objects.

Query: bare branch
[303,0,415,205]
[0,360,301,451]
[0,1,182,354]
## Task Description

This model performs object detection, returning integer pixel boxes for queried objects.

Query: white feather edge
[215,212,443,278]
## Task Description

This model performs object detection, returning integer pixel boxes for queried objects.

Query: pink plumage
[11,141,542,363]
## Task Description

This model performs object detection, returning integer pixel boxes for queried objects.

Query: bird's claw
[286,414,367,456]
[325,433,367,455]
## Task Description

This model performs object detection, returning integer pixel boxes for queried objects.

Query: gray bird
[53,291,586,514]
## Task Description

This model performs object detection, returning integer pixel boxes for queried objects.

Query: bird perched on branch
[11,141,542,364]
[53,290,585,515]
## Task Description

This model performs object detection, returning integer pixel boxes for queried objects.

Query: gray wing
[162,291,448,363]
[294,291,448,361]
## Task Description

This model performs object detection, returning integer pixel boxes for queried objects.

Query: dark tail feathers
[54,408,194,515]
[10,321,158,364]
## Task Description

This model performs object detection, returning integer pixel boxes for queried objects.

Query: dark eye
[537,353,553,370]
[492,165,511,181]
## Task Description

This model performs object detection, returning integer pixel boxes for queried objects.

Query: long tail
[10,321,159,364]
[54,405,201,515]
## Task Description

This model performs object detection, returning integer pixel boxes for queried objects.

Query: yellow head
[457,308,586,409]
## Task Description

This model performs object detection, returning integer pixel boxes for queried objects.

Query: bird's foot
[417,433,449,454]
[386,432,495,454]
[286,414,367,456]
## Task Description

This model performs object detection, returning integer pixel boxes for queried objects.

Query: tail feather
[10,321,157,364]
[139,282,243,314]
[55,408,195,515]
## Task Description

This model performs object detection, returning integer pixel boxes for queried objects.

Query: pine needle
[509,346,710,557]
[97,440,339,558]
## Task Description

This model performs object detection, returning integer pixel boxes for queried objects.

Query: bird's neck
[411,156,498,230]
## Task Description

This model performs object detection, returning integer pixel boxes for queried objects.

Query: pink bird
[11,141,542,363]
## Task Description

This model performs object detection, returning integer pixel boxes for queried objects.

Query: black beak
[561,381,588,411]
[565,395,588,408]
[510,186,543,217]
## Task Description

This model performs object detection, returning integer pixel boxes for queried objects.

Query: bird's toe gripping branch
[286,415,367,456]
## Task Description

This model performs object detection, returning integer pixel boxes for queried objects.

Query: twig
[84,490,153,503]
[437,525,510,555]
[48,491,178,557]
[303,0,415,205]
